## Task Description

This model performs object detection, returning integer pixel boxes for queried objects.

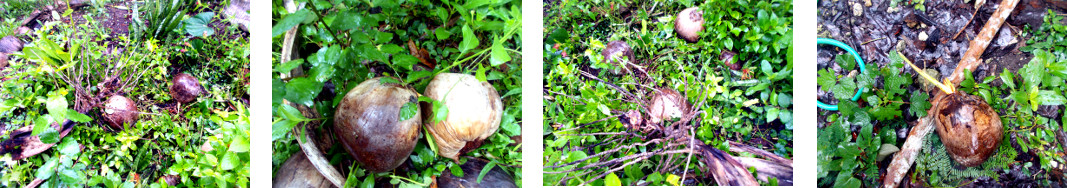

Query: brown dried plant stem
[883,0,1019,187]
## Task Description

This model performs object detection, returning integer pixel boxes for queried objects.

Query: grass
[543,0,792,186]
[0,0,250,187]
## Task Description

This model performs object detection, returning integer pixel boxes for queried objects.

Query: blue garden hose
[817,38,866,111]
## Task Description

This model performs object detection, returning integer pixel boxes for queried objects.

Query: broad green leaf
[229,134,250,153]
[36,158,59,180]
[57,137,80,156]
[184,12,215,37]
[66,109,91,123]
[271,9,315,37]
[435,27,451,40]
[605,173,621,186]
[490,41,511,66]
[220,151,240,170]
[272,120,295,141]
[458,25,479,54]
[1037,90,1066,106]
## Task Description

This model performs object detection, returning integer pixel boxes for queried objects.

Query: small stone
[852,3,863,16]
[864,0,872,7]
[918,31,929,41]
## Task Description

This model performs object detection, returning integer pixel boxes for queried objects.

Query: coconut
[423,73,502,161]
[601,40,636,74]
[0,36,22,53]
[674,7,704,43]
[933,93,1003,167]
[169,73,203,103]
[334,77,421,172]
[649,88,690,124]
[103,95,139,130]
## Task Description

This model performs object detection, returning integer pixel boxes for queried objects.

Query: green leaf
[1001,68,1016,89]
[283,77,324,106]
[58,169,85,185]
[46,91,68,122]
[57,137,80,156]
[36,158,58,180]
[398,100,419,122]
[392,54,419,71]
[66,109,91,123]
[666,174,681,186]
[271,9,315,37]
[490,40,511,66]
[449,163,464,177]
[360,174,375,188]
[183,12,215,37]
[476,161,497,183]
[39,127,60,144]
[1037,90,1066,106]
[229,133,250,153]
[605,172,621,186]
[435,27,451,40]
[220,151,240,170]
[1021,54,1047,90]
[458,25,479,54]
[909,92,931,117]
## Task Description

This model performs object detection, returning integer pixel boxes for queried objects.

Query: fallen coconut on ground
[649,88,690,124]
[932,93,1003,167]
[601,40,637,74]
[423,73,503,161]
[334,77,422,172]
[170,73,204,103]
[103,95,138,130]
[0,36,22,53]
[675,7,704,43]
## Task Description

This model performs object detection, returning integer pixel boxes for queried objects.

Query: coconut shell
[334,77,421,172]
[649,88,689,124]
[0,36,22,53]
[0,53,8,69]
[437,159,517,188]
[103,95,138,130]
[675,7,704,43]
[423,73,502,161]
[169,73,203,103]
[273,150,335,188]
[933,93,1003,167]
[601,40,636,74]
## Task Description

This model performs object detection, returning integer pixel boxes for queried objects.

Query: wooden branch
[947,0,1020,85]
[734,157,793,185]
[0,117,77,160]
[283,100,345,188]
[728,141,792,166]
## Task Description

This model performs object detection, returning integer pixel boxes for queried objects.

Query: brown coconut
[674,7,704,43]
[423,73,502,161]
[601,40,636,74]
[103,95,139,130]
[170,73,203,103]
[0,36,22,53]
[649,88,690,124]
[933,93,1003,167]
[334,77,421,172]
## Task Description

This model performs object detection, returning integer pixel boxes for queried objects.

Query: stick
[283,100,346,188]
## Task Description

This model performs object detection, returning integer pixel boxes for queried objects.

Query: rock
[852,2,862,17]
[0,36,23,53]
[864,0,872,7]
[223,0,251,32]
[918,31,929,41]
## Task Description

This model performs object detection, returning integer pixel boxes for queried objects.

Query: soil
[818,0,1067,186]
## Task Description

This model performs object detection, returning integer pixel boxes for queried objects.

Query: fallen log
[0,119,76,160]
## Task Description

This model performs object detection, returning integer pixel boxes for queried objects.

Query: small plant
[131,0,187,40]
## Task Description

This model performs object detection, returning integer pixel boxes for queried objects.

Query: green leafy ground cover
[270,0,522,187]
[0,0,250,187]
[543,0,792,186]
[817,8,1067,188]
